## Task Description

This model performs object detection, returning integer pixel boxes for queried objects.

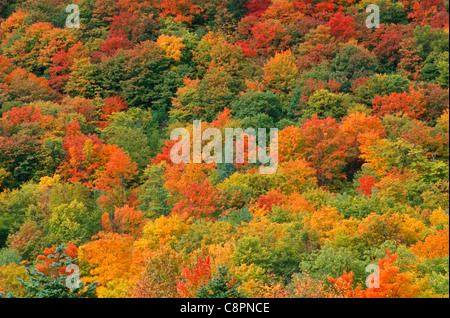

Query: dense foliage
[0,0,448,298]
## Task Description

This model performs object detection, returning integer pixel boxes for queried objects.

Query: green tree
[233,236,272,272]
[422,49,449,86]
[196,265,246,298]
[171,69,241,122]
[227,0,249,21]
[101,109,154,172]
[417,256,449,296]
[225,207,253,227]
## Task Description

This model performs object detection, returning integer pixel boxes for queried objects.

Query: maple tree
[132,246,183,298]
[263,0,304,23]
[328,251,421,298]
[49,50,73,93]
[2,68,54,103]
[35,244,78,276]
[256,189,284,213]
[359,251,420,298]
[171,179,219,220]
[410,229,449,260]
[95,32,134,61]
[339,111,386,178]
[291,115,350,186]
[405,0,449,28]
[0,10,29,39]
[156,0,205,24]
[95,144,138,207]
[246,0,271,17]
[356,175,378,197]
[290,273,333,298]
[237,17,292,57]
[57,131,104,188]
[177,256,212,298]
[398,37,424,80]
[108,9,158,44]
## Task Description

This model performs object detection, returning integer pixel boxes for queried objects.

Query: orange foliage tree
[101,205,146,237]
[95,144,138,207]
[360,251,419,298]
[372,91,427,119]
[171,180,219,219]
[78,232,138,297]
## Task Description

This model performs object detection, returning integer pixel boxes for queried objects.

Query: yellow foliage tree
[156,34,186,62]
